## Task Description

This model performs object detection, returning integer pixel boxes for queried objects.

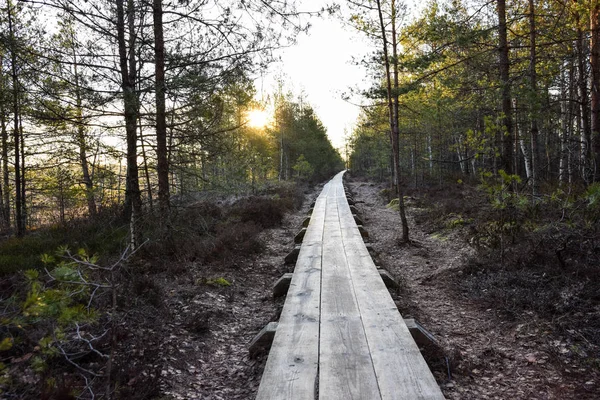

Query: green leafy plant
[584,183,600,223]
[585,182,600,207]
[292,154,315,180]
[444,213,472,229]
[206,277,232,287]
[386,198,400,211]
[477,170,529,263]
[1,245,136,398]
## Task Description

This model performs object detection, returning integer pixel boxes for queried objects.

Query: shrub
[206,277,231,287]
[206,221,263,262]
[261,181,304,210]
[132,275,163,307]
[0,247,131,398]
[231,196,286,228]
[0,210,127,277]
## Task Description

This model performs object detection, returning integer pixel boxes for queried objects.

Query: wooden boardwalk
[256,171,445,400]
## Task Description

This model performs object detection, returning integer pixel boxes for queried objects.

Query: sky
[258,11,373,152]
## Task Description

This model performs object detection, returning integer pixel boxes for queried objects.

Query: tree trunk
[0,56,10,228]
[117,0,142,247]
[528,0,539,194]
[497,0,513,174]
[390,0,409,242]
[153,0,169,216]
[560,89,569,183]
[71,31,97,217]
[593,0,600,180]
[572,0,592,182]
[568,56,576,184]
[516,99,533,179]
[139,119,153,212]
[19,114,25,229]
[279,127,284,181]
[7,2,24,236]
[376,0,409,242]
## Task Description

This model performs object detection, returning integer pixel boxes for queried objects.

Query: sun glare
[247,109,270,128]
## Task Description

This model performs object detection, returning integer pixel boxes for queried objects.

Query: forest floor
[346,177,600,400]
[8,175,598,399]
[145,182,325,400]
[108,176,599,400]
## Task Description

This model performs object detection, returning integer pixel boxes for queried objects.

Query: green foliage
[21,248,97,324]
[0,247,109,394]
[269,99,344,182]
[476,171,529,253]
[348,105,390,180]
[292,154,314,180]
[206,277,232,287]
[585,183,600,209]
[444,213,472,229]
[0,338,13,352]
[478,170,522,210]
[386,198,400,211]
[0,216,128,276]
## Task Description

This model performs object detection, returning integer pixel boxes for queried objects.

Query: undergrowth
[141,181,303,266]
[412,175,600,363]
[0,207,128,277]
[0,180,305,399]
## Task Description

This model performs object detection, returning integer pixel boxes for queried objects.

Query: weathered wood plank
[294,228,307,244]
[377,268,399,289]
[255,182,331,400]
[319,182,380,400]
[284,244,302,265]
[334,172,445,400]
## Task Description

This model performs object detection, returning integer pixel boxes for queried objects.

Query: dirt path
[347,178,598,400]
[154,185,322,400]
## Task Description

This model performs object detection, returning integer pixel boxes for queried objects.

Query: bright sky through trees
[246,108,271,128]
[259,11,372,151]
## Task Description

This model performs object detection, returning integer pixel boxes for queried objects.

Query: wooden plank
[333,172,445,400]
[404,318,439,348]
[319,180,381,400]
[284,244,302,264]
[377,268,399,289]
[255,181,331,400]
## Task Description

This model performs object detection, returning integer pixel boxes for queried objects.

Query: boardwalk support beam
[249,322,278,357]
[251,319,439,358]
[377,268,399,289]
[357,225,369,238]
[294,228,307,244]
[273,273,293,297]
[353,214,364,226]
[284,245,301,265]
[404,318,439,348]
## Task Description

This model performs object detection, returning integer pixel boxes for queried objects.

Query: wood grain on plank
[334,172,445,399]
[318,181,380,399]
[255,182,331,400]
[257,172,444,400]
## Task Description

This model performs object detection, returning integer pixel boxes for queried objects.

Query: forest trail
[347,178,599,400]
[121,177,598,400]
[256,171,443,399]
